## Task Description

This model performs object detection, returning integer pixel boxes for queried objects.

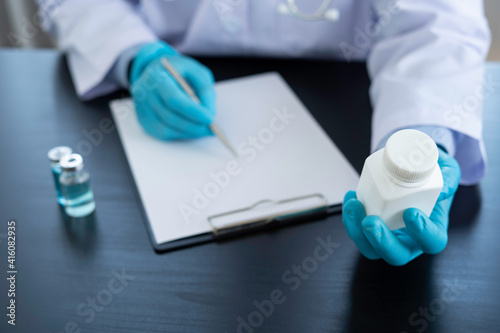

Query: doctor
[37,0,490,265]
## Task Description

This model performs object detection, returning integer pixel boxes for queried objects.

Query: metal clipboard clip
[207,193,329,238]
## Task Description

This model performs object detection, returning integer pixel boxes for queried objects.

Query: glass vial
[47,146,73,205]
[59,153,96,218]
[356,129,443,230]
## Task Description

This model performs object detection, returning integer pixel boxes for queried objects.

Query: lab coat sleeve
[368,0,491,185]
[35,0,158,100]
[109,44,144,89]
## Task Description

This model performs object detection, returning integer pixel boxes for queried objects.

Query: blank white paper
[110,72,359,245]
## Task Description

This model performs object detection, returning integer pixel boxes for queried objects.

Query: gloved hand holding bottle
[342,147,461,266]
[129,41,216,140]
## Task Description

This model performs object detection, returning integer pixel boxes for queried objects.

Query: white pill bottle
[356,129,443,230]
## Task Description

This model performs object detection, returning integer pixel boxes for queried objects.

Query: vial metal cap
[60,153,84,172]
[47,146,72,163]
[383,129,439,183]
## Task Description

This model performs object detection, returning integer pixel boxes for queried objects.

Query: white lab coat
[37,0,491,184]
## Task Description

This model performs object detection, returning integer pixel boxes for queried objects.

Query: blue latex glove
[129,41,216,140]
[342,147,461,266]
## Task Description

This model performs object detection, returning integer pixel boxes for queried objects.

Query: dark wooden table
[0,50,499,333]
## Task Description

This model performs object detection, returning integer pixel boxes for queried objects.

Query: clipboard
[110,73,359,252]
[140,192,340,252]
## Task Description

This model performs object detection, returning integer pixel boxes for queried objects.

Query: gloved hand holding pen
[342,147,461,266]
[129,41,216,140]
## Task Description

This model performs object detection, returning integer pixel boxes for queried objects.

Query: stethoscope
[277,0,340,21]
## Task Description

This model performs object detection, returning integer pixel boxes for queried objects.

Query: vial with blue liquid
[47,146,73,205]
[59,153,96,218]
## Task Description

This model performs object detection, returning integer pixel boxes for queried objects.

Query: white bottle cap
[60,153,84,172]
[47,146,72,163]
[383,129,439,183]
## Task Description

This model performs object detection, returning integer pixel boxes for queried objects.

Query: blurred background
[0,0,498,60]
